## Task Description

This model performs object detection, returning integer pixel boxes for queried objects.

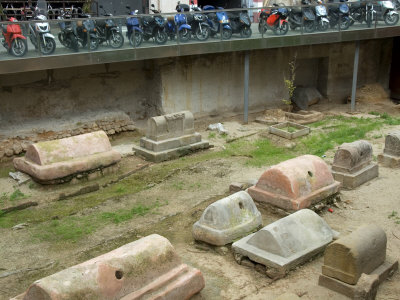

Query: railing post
[351,40,360,112]
[244,51,250,124]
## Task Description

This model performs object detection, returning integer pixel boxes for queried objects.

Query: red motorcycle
[1,17,28,57]
[258,4,289,35]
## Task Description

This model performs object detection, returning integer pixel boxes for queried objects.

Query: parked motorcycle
[188,1,211,41]
[142,4,168,44]
[166,2,192,42]
[315,0,330,31]
[1,17,27,57]
[227,8,252,38]
[349,0,365,26]
[258,4,289,35]
[58,10,79,52]
[76,14,99,50]
[288,0,316,33]
[328,0,351,30]
[28,6,56,55]
[365,1,376,27]
[96,5,124,48]
[375,0,399,25]
[203,5,233,40]
[126,6,143,47]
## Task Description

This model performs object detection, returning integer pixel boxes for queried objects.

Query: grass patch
[9,189,26,201]
[283,126,298,133]
[208,132,216,139]
[100,203,155,224]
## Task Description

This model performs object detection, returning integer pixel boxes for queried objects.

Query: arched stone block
[133,111,209,162]
[332,140,378,189]
[12,234,205,300]
[248,155,340,211]
[322,224,387,285]
[232,209,336,276]
[13,131,121,183]
[319,225,398,299]
[192,191,262,246]
[378,132,400,167]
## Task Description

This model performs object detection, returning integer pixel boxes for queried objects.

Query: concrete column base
[332,163,378,189]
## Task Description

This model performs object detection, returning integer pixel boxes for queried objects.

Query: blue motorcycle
[166,2,192,42]
[203,5,232,40]
[126,6,143,47]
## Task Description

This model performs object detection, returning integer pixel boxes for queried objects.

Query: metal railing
[0,1,398,63]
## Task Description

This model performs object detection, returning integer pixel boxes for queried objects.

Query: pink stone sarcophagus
[11,234,205,300]
[13,131,121,183]
[248,155,341,211]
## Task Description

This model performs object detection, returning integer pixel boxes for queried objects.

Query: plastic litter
[208,123,228,134]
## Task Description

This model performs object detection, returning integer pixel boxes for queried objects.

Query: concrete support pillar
[351,41,360,112]
[244,51,249,124]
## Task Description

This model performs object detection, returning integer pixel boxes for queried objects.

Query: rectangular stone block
[377,153,400,168]
[269,122,310,140]
[332,163,378,189]
[232,209,336,277]
[285,110,324,125]
[378,132,400,168]
[12,234,205,300]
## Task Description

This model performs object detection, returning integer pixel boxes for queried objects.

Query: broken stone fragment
[248,155,340,211]
[12,234,205,300]
[192,191,262,246]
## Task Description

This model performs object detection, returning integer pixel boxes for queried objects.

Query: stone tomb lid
[232,209,335,268]
[384,132,400,157]
[332,140,373,173]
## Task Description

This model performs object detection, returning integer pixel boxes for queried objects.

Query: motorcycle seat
[292,7,302,14]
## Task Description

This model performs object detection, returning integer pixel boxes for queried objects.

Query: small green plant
[9,189,26,201]
[0,192,8,203]
[28,182,36,189]
[388,211,400,225]
[282,54,297,110]
[172,181,185,190]
[208,132,216,139]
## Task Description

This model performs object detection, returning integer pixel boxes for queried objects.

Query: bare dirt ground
[1,98,400,300]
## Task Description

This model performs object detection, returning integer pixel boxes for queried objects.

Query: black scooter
[288,0,316,33]
[227,9,252,38]
[95,5,124,48]
[142,4,168,44]
[188,1,211,41]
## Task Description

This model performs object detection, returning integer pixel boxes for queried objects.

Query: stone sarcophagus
[248,155,340,211]
[13,131,121,184]
[378,132,400,167]
[192,191,262,246]
[319,224,398,299]
[12,234,205,300]
[331,140,378,189]
[232,209,337,278]
[133,111,209,162]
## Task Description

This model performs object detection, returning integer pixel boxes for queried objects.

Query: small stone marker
[285,110,324,125]
[13,131,121,184]
[192,191,262,246]
[133,111,209,162]
[331,140,378,189]
[232,209,336,278]
[248,155,341,211]
[11,234,205,300]
[319,224,398,299]
[378,132,400,167]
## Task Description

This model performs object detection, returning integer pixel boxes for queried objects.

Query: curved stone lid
[332,140,373,173]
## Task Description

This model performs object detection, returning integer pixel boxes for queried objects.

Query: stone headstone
[332,140,378,189]
[232,209,336,277]
[192,191,262,246]
[248,155,340,211]
[319,224,398,299]
[13,131,121,184]
[133,111,209,162]
[11,234,205,300]
[378,132,400,167]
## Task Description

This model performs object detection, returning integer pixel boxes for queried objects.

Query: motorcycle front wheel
[129,31,143,47]
[109,31,124,48]
[273,22,289,35]
[154,30,168,45]
[384,13,399,26]
[240,26,252,38]
[41,36,56,55]
[339,17,351,30]
[89,38,99,51]
[318,20,329,31]
[258,20,267,34]
[195,26,210,41]
[10,38,27,57]
[221,28,232,40]
[178,28,191,42]
[304,21,316,33]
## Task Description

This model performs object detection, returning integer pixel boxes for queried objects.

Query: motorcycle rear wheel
[195,26,210,41]
[178,28,191,42]
[89,38,99,51]
[384,13,399,26]
[221,28,232,40]
[258,20,267,34]
[304,21,316,33]
[318,21,329,31]
[129,31,143,47]
[155,30,168,45]
[240,26,252,38]
[109,31,124,48]
[339,17,351,30]
[41,36,56,55]
[273,22,289,35]
[10,38,27,57]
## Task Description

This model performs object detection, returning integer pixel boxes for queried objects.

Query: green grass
[208,132,216,139]
[9,189,26,201]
